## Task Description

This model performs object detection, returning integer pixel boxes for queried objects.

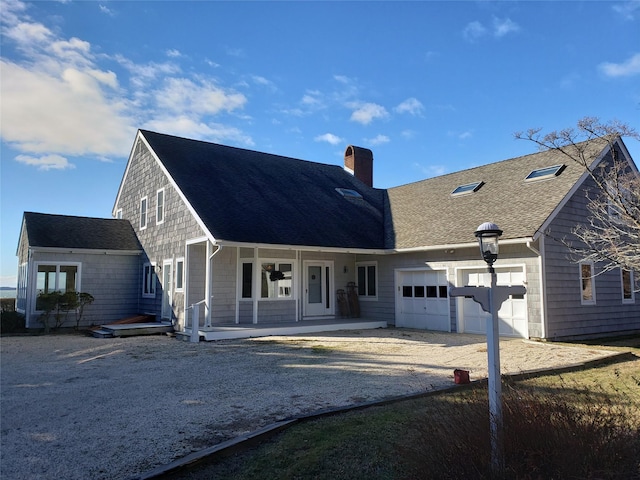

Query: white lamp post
[450,224,526,474]
[474,222,504,475]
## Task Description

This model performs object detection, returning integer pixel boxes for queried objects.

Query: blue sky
[1,0,639,288]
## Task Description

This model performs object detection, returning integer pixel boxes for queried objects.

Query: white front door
[161,260,173,320]
[396,270,450,331]
[304,261,333,317]
[458,266,528,338]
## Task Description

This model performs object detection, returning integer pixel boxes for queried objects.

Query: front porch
[178,318,388,341]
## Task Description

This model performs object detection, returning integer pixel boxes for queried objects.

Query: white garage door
[459,267,527,338]
[397,270,450,331]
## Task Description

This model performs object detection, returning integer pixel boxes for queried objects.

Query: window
[156,188,165,224]
[116,209,123,219]
[525,164,565,181]
[140,197,148,229]
[451,181,484,196]
[335,188,363,199]
[261,262,292,299]
[175,258,184,292]
[621,269,635,304]
[241,263,253,298]
[35,263,79,310]
[580,262,596,305]
[142,263,156,298]
[356,262,377,298]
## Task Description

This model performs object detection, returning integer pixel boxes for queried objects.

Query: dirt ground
[0,328,626,480]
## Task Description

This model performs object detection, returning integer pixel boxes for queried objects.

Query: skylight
[525,164,565,181]
[451,181,484,196]
[335,188,363,199]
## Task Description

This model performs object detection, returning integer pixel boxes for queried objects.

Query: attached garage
[457,266,528,338]
[396,269,450,331]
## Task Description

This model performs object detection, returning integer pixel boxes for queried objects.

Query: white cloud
[15,154,75,170]
[492,17,520,37]
[145,116,254,146]
[365,134,390,146]
[395,97,424,116]
[315,133,343,145]
[464,17,520,41]
[0,2,253,164]
[349,102,388,125]
[599,53,640,77]
[154,77,246,115]
[99,4,115,16]
[612,1,640,20]
[463,21,487,41]
[0,59,135,156]
[414,162,447,178]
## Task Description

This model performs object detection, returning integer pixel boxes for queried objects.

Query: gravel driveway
[0,328,618,480]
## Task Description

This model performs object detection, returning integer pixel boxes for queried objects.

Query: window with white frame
[156,188,165,224]
[356,262,377,298]
[241,262,253,298]
[579,262,596,305]
[261,262,292,299]
[175,258,184,292]
[116,208,123,219]
[621,269,634,304]
[35,263,80,310]
[140,197,148,229]
[142,262,156,298]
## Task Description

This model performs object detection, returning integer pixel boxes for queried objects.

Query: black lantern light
[474,222,503,268]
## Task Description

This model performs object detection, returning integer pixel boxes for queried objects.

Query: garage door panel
[459,266,528,338]
[397,270,450,332]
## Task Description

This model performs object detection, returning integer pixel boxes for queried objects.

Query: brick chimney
[344,145,373,187]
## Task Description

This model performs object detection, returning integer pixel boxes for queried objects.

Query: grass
[167,345,640,480]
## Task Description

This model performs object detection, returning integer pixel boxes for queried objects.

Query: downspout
[526,239,547,339]
[205,243,222,328]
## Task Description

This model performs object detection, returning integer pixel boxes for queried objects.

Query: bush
[401,382,640,479]
[0,310,26,333]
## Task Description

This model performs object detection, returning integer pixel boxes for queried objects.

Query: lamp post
[450,223,526,476]
[474,222,504,475]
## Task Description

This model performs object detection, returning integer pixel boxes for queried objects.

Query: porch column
[252,247,259,324]
[205,241,212,327]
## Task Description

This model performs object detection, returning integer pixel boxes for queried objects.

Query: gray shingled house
[16,213,142,328]
[16,130,640,339]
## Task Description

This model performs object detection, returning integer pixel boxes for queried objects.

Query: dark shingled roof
[140,130,388,249]
[386,137,610,248]
[23,212,141,251]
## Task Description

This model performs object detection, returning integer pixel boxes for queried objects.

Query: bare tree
[515,117,640,285]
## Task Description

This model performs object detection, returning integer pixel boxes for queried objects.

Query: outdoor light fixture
[474,222,503,268]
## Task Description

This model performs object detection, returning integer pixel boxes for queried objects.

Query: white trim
[394,266,451,332]
[31,261,82,314]
[453,263,528,338]
[579,261,596,305]
[355,261,378,301]
[533,140,632,242]
[303,260,334,317]
[142,261,156,298]
[175,257,185,292]
[156,187,165,225]
[621,268,635,304]
[27,246,141,256]
[140,196,148,230]
[161,259,173,320]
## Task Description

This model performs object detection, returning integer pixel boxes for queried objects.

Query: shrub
[401,382,640,479]
[0,310,26,334]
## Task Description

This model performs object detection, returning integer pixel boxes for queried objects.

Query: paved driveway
[0,329,619,480]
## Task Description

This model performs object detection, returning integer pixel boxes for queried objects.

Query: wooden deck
[92,322,174,338]
[177,318,388,341]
